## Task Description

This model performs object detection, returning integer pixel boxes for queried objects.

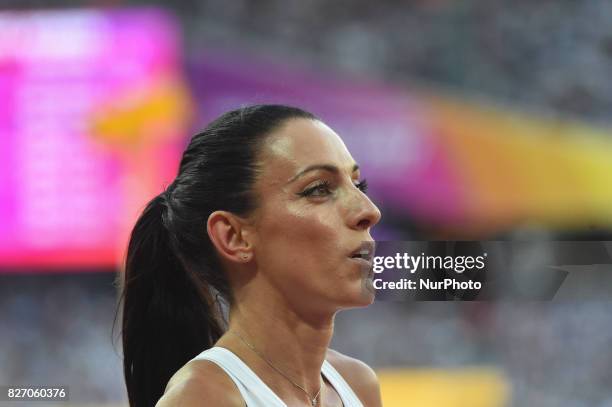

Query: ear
[207,210,254,263]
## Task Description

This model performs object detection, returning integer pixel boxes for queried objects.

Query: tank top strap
[321,359,365,407]
[192,347,286,406]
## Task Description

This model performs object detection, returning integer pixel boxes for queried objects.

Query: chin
[356,287,376,307]
[337,281,376,309]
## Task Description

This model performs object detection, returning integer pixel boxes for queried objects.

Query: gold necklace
[229,330,323,406]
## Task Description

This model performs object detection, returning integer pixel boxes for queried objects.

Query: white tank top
[191,346,364,407]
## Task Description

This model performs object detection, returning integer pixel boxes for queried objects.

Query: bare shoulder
[326,349,382,407]
[156,359,245,407]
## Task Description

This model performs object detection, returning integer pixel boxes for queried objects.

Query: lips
[349,240,376,262]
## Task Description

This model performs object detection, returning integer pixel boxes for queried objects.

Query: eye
[298,180,332,197]
[354,178,368,194]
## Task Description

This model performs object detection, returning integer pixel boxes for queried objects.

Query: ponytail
[120,193,223,407]
[116,104,318,406]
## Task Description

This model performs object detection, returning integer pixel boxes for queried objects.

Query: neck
[217,286,336,400]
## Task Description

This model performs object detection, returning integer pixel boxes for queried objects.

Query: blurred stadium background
[1,1,612,406]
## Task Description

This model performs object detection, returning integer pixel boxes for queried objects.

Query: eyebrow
[287,163,360,184]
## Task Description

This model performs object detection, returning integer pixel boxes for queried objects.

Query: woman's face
[248,118,381,314]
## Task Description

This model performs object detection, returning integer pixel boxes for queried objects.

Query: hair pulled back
[119,104,316,406]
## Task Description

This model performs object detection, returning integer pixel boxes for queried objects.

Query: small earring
[241,253,249,261]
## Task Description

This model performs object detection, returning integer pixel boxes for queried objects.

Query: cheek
[258,205,344,273]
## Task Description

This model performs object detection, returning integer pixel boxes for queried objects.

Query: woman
[120,104,383,406]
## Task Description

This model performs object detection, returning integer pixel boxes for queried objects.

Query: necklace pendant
[311,399,317,406]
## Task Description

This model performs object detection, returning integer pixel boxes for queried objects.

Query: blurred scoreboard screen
[0,8,190,271]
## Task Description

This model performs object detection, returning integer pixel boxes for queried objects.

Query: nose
[348,190,382,231]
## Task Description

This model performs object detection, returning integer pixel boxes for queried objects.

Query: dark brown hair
[117,104,316,406]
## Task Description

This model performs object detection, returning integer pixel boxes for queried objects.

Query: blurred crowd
[0,274,125,403]
[184,0,612,124]
[336,301,612,407]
